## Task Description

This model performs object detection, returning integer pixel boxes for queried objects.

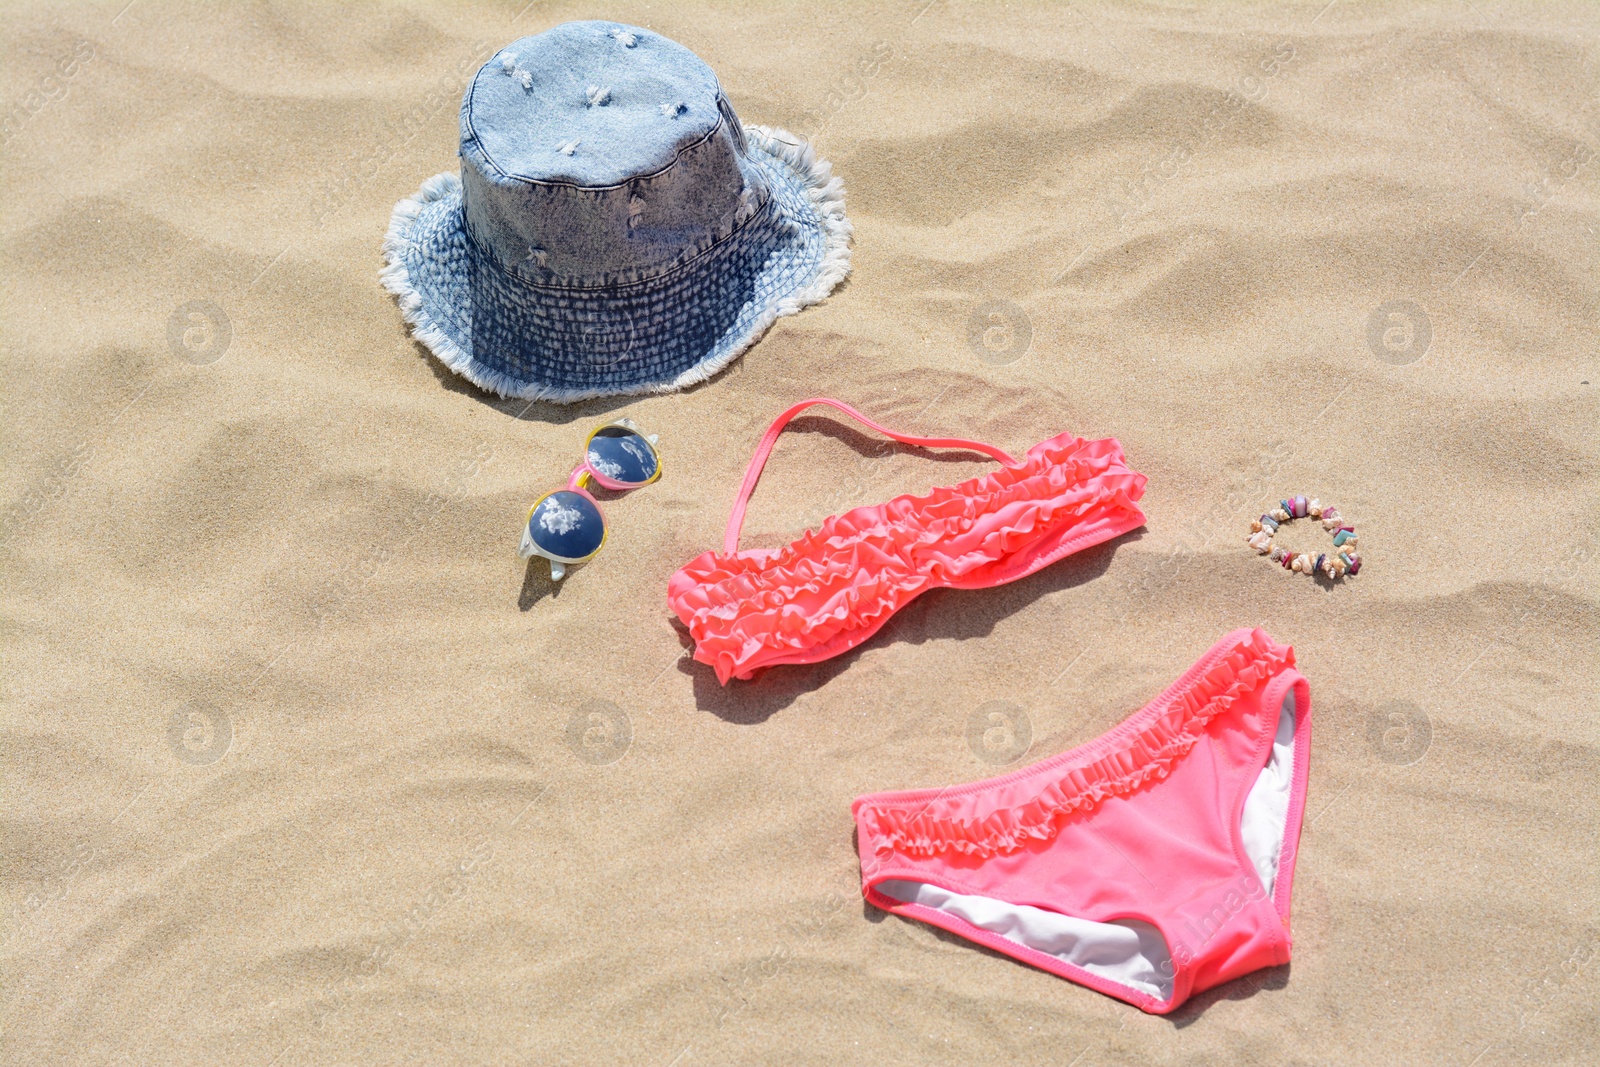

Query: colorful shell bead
[1250,496,1363,582]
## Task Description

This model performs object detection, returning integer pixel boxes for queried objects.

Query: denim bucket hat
[381,21,852,402]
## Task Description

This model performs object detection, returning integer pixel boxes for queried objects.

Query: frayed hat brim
[381,126,851,404]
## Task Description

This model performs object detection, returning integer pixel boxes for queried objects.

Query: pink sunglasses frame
[518,417,661,581]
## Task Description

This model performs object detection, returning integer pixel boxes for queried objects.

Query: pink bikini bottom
[852,629,1310,1014]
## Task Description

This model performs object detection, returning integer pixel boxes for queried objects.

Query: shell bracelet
[1246,495,1361,579]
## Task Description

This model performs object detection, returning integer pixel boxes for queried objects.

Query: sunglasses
[519,418,661,581]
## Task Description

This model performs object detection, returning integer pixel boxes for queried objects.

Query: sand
[3,1,1597,1063]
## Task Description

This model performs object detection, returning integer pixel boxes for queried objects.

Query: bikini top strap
[722,397,1020,554]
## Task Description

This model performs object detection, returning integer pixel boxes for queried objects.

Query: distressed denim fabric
[382,20,850,402]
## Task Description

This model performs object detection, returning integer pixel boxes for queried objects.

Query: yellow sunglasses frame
[520,418,661,579]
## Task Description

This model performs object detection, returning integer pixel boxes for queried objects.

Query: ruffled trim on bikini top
[855,630,1295,860]
[668,434,1146,684]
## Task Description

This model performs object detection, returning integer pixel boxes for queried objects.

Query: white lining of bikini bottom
[1240,687,1297,898]
[877,689,1297,1002]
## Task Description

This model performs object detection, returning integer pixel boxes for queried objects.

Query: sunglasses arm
[520,524,571,582]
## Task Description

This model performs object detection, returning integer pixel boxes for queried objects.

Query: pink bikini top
[668,399,1148,684]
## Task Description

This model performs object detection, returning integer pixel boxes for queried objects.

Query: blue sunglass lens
[586,427,658,486]
[528,491,605,560]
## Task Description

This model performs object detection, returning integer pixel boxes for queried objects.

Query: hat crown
[459,22,761,286]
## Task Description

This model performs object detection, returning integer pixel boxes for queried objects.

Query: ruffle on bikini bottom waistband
[855,629,1294,860]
